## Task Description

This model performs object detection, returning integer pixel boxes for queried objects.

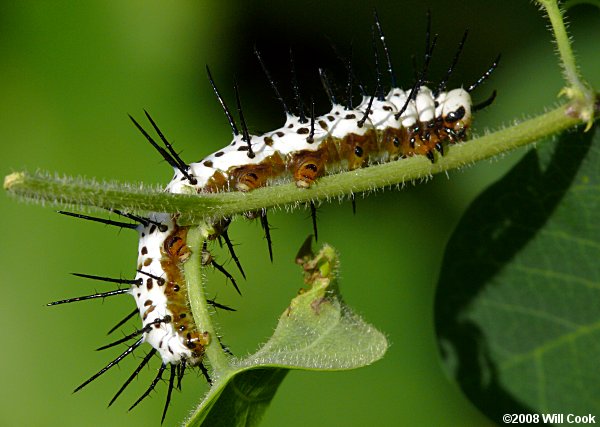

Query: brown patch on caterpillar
[398,115,471,161]
[417,121,446,160]
[405,124,437,159]
[190,332,210,358]
[289,147,330,188]
[395,125,430,159]
[159,223,209,365]
[229,153,285,192]
[379,127,409,161]
[202,170,228,193]
[163,228,191,263]
[336,129,378,170]
[439,113,471,144]
[142,304,155,321]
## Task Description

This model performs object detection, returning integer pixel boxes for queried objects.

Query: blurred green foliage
[1,1,597,426]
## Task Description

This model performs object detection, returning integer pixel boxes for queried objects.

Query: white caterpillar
[165,86,473,195]
[127,84,482,372]
[51,13,498,423]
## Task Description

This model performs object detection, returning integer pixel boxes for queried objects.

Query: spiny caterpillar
[49,11,498,424]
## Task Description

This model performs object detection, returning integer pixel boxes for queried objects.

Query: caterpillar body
[166,86,472,195]
[133,216,207,367]
[50,11,498,424]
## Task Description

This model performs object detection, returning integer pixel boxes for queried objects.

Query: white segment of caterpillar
[166,87,472,195]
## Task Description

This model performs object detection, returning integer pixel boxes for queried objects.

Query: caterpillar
[49,11,498,424]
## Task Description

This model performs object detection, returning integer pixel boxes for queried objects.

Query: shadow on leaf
[435,127,595,423]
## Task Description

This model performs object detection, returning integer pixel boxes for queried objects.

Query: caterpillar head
[440,88,472,135]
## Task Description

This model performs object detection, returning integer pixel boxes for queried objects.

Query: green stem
[539,0,584,93]
[184,225,231,375]
[3,103,584,223]
[537,0,596,127]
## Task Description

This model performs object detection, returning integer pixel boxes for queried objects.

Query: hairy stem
[539,0,585,93]
[3,103,585,224]
[185,225,231,376]
[537,0,596,128]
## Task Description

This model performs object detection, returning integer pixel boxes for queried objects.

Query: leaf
[185,240,388,427]
[435,125,600,421]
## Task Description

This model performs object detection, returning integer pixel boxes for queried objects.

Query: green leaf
[435,125,599,420]
[185,240,388,427]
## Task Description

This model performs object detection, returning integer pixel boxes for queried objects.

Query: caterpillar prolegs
[50,11,498,423]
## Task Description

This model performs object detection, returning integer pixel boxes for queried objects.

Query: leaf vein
[499,319,600,370]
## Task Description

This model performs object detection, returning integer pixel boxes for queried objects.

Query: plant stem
[537,0,596,128]
[184,225,231,376]
[539,0,584,93]
[4,104,585,223]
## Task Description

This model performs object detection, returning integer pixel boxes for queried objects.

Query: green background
[1,1,598,426]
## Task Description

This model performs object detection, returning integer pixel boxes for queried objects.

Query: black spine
[254,46,290,116]
[467,54,501,93]
[233,80,255,158]
[206,65,239,136]
[108,348,157,407]
[58,211,138,230]
[128,363,167,411]
[74,338,144,393]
